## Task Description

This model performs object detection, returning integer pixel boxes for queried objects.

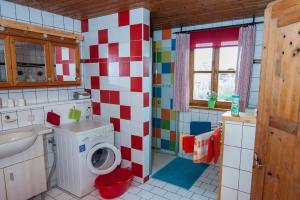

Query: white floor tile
[80,195,99,200]
[151,187,167,196]
[55,192,74,200]
[164,192,182,200]
[138,190,154,199]
[47,188,64,198]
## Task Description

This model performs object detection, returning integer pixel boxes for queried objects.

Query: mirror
[0,39,7,82]
[53,46,76,82]
[15,41,46,82]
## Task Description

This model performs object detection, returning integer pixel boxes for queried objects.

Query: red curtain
[190,27,240,48]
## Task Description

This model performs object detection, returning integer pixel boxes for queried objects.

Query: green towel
[68,108,81,121]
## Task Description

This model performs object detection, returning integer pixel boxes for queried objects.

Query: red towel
[206,128,221,164]
[46,111,61,126]
[182,135,195,154]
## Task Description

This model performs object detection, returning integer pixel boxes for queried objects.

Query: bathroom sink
[0,125,53,159]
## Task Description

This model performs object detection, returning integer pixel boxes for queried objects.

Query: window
[190,45,238,109]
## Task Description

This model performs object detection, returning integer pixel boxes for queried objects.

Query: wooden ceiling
[10,0,273,30]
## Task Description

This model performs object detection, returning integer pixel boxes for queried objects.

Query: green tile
[170,141,176,151]
[161,119,170,130]
[156,52,162,62]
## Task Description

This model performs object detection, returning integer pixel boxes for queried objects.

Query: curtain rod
[173,21,263,34]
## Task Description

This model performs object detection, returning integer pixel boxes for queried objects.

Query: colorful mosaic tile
[152,28,177,153]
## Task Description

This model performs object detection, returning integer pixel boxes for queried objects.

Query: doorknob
[254,153,263,169]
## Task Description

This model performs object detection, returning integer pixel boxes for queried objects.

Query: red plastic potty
[94,168,133,199]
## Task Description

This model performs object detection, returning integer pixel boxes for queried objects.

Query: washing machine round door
[86,143,121,175]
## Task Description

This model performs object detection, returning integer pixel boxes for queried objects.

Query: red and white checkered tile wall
[55,46,76,81]
[81,8,151,183]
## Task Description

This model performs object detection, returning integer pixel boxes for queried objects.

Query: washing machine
[54,120,121,198]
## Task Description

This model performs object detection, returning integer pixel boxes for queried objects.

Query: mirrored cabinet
[0,20,81,89]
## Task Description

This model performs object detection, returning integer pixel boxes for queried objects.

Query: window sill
[189,105,230,112]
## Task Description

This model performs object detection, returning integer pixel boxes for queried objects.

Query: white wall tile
[239,170,252,193]
[222,166,239,189]
[36,90,48,104]
[53,14,64,29]
[224,123,243,147]
[47,89,59,102]
[23,91,37,105]
[42,11,54,27]
[2,111,18,130]
[74,20,81,33]
[221,186,237,200]
[29,7,42,24]
[1,1,16,20]
[240,149,254,172]
[242,125,256,149]
[238,191,250,200]
[16,4,30,22]
[223,145,241,169]
[17,109,32,127]
[31,108,45,125]
[63,17,74,32]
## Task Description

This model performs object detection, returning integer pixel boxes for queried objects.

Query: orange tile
[153,74,161,84]
[171,63,175,73]
[161,109,170,120]
[162,29,172,40]
[170,131,176,141]
[153,128,161,138]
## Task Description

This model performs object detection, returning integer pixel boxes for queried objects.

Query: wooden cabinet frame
[0,34,13,88]
[49,42,81,86]
[10,36,51,87]
[0,19,82,89]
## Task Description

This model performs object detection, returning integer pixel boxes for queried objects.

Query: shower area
[151,29,179,173]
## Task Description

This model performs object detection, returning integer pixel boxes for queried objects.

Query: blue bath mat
[152,157,209,189]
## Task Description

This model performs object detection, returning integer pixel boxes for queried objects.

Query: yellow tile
[170,110,177,120]
[162,51,171,62]
[155,41,162,51]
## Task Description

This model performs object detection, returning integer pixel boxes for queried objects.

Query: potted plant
[207,91,217,109]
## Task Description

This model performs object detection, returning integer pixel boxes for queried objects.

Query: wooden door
[251,0,300,199]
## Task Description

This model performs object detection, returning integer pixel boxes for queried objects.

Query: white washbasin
[0,125,53,159]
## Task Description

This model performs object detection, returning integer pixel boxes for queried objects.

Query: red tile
[110,91,120,104]
[130,77,142,92]
[55,47,62,63]
[62,63,70,75]
[69,48,75,62]
[143,24,150,41]
[130,24,142,41]
[132,162,143,178]
[120,105,131,120]
[143,121,149,136]
[98,29,108,44]
[130,41,142,57]
[100,90,109,103]
[143,59,149,77]
[92,102,100,115]
[81,19,89,32]
[89,45,99,59]
[119,61,130,76]
[143,93,149,107]
[120,146,131,161]
[91,76,100,89]
[99,62,108,76]
[108,43,119,58]
[110,117,120,132]
[131,135,143,150]
[118,10,129,26]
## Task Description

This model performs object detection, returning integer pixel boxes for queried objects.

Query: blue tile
[171,39,176,51]
[162,63,171,73]
[161,139,170,150]
[170,99,173,109]
[154,87,162,97]
[153,118,161,128]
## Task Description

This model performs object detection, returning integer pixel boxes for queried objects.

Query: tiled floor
[151,151,176,174]
[44,162,219,200]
